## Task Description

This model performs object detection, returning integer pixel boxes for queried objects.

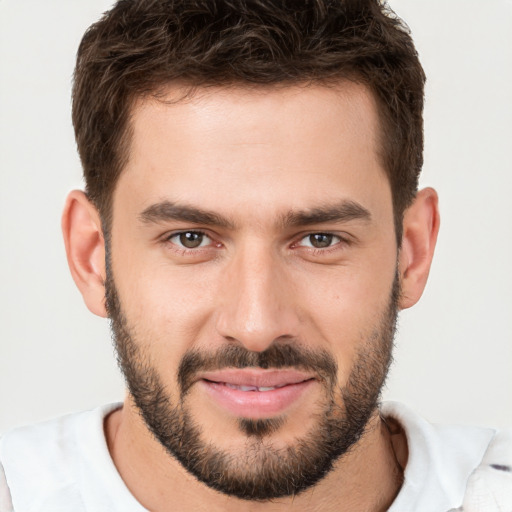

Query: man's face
[106,83,399,499]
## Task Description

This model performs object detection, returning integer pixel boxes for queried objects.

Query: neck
[105,396,406,512]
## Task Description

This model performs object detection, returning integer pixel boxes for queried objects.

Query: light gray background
[1,0,511,434]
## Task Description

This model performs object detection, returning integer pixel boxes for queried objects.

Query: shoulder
[455,428,512,512]
[382,401,510,512]
[0,403,121,512]
[381,401,498,466]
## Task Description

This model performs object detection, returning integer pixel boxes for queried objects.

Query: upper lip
[199,369,314,388]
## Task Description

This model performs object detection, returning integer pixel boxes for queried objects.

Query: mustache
[178,342,338,395]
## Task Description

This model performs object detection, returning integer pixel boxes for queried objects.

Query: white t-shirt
[0,401,510,512]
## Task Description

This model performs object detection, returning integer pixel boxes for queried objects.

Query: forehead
[115,82,391,225]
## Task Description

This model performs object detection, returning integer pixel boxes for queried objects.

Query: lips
[198,369,316,418]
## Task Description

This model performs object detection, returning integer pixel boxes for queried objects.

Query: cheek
[295,259,396,377]
[112,250,221,358]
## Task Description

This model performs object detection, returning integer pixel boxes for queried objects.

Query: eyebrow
[139,201,235,229]
[280,200,372,228]
[139,199,371,229]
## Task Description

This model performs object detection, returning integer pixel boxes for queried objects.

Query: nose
[215,242,300,352]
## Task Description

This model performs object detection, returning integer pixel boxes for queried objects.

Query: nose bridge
[216,240,297,352]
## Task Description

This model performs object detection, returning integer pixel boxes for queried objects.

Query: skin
[62,82,439,511]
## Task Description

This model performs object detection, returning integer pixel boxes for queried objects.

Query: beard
[105,268,399,501]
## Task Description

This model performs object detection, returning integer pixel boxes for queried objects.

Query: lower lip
[199,379,315,419]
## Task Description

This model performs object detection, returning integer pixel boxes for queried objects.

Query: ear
[398,187,440,310]
[62,190,107,318]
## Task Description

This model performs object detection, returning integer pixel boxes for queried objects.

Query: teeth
[240,385,259,391]
[225,383,277,392]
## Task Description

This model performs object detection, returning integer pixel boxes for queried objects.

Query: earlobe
[62,190,108,318]
[398,187,440,310]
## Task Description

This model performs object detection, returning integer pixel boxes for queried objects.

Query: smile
[198,369,317,419]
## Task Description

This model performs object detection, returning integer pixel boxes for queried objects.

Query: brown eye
[170,231,209,249]
[308,233,334,248]
[181,232,203,248]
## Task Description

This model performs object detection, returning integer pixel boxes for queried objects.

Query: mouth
[198,369,317,419]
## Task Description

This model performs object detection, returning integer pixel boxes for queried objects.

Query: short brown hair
[72,0,425,237]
